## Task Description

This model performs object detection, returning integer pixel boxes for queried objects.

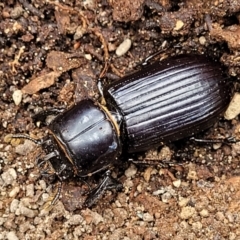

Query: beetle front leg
[84,170,123,207]
[33,108,65,125]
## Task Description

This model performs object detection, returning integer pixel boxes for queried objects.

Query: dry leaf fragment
[22,71,61,94]
[46,51,85,72]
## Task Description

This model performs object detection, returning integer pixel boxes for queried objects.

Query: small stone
[19,222,31,233]
[1,168,17,186]
[192,221,202,231]
[143,167,152,182]
[6,231,19,240]
[136,183,143,193]
[173,179,181,188]
[226,212,234,223]
[199,36,206,45]
[125,164,137,178]
[91,211,104,225]
[199,209,209,217]
[10,199,19,213]
[213,143,222,150]
[10,6,23,19]
[39,180,47,190]
[179,220,188,229]
[187,170,198,180]
[9,186,20,197]
[42,193,49,202]
[224,92,240,120]
[73,226,83,238]
[68,214,84,225]
[19,205,37,218]
[83,0,96,10]
[84,54,92,61]
[142,212,154,222]
[115,200,122,208]
[161,192,172,203]
[178,197,190,207]
[15,140,35,156]
[12,90,23,105]
[229,232,236,240]
[159,146,171,161]
[116,39,132,57]
[26,184,34,197]
[179,206,196,220]
[215,211,225,221]
[174,20,184,31]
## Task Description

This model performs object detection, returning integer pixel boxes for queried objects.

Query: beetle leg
[40,167,56,178]
[128,158,184,167]
[51,181,63,205]
[36,151,57,167]
[84,170,123,207]
[190,136,239,144]
[141,41,168,66]
[42,181,63,211]
[32,108,65,125]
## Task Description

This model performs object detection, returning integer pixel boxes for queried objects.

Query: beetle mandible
[11,54,232,207]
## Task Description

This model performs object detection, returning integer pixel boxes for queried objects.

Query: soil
[1,0,240,239]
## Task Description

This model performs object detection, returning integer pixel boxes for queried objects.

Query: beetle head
[8,133,75,181]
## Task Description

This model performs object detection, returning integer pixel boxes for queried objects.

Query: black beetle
[12,54,232,207]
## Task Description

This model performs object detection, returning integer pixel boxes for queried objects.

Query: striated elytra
[13,54,232,207]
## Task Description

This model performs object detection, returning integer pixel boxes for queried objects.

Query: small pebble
[0,217,4,225]
[224,92,240,120]
[116,39,132,57]
[179,206,196,220]
[15,140,35,156]
[39,180,47,190]
[229,232,236,240]
[1,168,17,186]
[26,184,34,197]
[136,183,142,193]
[143,167,152,182]
[192,221,202,231]
[213,143,222,150]
[143,213,154,222]
[91,211,104,225]
[173,179,181,188]
[10,199,19,213]
[67,214,84,225]
[125,164,137,178]
[199,36,206,45]
[187,170,198,180]
[199,209,209,217]
[84,54,92,61]
[10,6,23,19]
[178,198,190,207]
[215,211,225,221]
[19,205,37,218]
[9,186,20,197]
[161,192,172,203]
[12,90,23,106]
[6,231,19,240]
[174,20,184,31]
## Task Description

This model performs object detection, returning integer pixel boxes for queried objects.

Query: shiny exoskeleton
[14,54,232,207]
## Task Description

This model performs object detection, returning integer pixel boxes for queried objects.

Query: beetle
[11,54,232,207]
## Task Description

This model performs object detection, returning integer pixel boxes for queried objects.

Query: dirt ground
[1,0,240,239]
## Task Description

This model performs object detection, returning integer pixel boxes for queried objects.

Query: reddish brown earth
[1,1,240,239]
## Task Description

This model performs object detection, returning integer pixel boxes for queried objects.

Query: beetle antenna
[10,134,42,145]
